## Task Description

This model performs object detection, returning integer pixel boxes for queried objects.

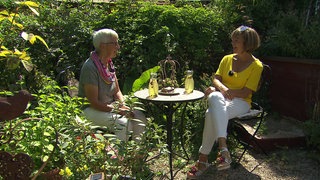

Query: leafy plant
[0,73,167,179]
[0,0,49,91]
[101,1,227,93]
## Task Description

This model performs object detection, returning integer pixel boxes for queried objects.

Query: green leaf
[103,134,117,138]
[21,59,34,72]
[132,66,160,92]
[35,35,49,49]
[94,133,104,140]
[0,49,11,57]
[61,142,69,149]
[43,131,51,136]
[28,6,39,16]
[6,56,20,70]
[130,118,144,123]
[46,144,54,151]
[15,1,39,8]
[42,155,49,162]
[32,141,41,147]
[0,10,9,16]
[75,115,85,124]
[133,106,145,112]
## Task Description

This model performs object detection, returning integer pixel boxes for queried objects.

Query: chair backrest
[252,64,272,108]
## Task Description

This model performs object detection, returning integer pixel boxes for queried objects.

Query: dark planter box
[231,115,307,152]
[234,124,306,152]
[261,56,320,122]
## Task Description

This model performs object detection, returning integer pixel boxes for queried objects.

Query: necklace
[91,51,116,84]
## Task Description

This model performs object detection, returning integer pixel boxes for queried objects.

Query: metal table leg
[166,103,174,180]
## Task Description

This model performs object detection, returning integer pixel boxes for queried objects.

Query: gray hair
[92,28,118,51]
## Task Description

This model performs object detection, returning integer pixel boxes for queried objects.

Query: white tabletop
[134,88,204,103]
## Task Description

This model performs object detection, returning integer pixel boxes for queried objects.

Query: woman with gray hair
[79,28,146,141]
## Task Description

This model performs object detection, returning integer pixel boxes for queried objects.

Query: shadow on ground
[172,148,319,180]
[199,164,261,180]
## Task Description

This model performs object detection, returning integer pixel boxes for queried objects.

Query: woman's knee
[133,110,147,123]
[207,92,225,106]
[84,107,113,126]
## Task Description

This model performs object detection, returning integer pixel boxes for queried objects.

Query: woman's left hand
[204,86,216,97]
[119,105,134,118]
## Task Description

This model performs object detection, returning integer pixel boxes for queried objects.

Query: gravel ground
[170,148,320,180]
[150,115,319,180]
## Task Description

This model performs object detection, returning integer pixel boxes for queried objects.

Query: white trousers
[199,91,250,155]
[83,107,147,141]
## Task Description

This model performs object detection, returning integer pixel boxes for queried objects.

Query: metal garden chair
[227,63,272,164]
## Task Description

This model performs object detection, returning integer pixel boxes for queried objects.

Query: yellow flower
[60,167,73,177]
[96,142,105,150]
[59,169,65,176]
[65,167,73,177]
[76,165,88,172]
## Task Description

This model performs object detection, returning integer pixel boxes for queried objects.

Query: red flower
[76,136,81,140]
[91,133,97,139]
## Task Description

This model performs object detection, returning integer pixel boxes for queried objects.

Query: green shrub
[250,0,320,59]
[98,1,228,93]
[0,0,49,91]
[0,74,167,179]
[6,0,312,177]
[2,0,247,93]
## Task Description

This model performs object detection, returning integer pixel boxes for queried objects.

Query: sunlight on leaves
[46,144,54,151]
[0,48,33,70]
[34,35,49,49]
[0,50,11,57]
[15,1,39,16]
[15,1,39,7]
[21,32,49,49]
[21,31,32,40]
[0,10,24,28]
[42,155,49,162]
[28,6,39,16]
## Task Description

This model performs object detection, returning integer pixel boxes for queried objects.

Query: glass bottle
[184,70,194,94]
[148,72,158,98]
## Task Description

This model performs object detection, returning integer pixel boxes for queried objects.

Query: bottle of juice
[184,70,194,94]
[153,73,159,96]
[148,73,158,97]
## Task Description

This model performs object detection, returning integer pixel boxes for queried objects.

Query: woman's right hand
[221,89,234,100]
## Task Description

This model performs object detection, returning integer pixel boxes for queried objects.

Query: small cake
[160,87,175,93]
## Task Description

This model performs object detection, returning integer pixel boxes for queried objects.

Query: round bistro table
[134,88,204,179]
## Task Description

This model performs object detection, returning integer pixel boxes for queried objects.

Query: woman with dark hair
[187,26,263,179]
